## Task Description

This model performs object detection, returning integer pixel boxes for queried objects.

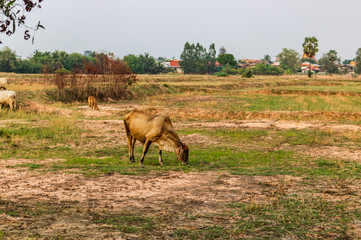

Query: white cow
[0,91,16,111]
[0,78,8,90]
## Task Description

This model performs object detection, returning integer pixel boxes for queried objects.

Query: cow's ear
[177,139,185,147]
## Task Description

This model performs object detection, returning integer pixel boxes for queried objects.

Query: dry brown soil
[2,103,361,238]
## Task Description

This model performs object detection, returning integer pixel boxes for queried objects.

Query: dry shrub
[50,53,137,102]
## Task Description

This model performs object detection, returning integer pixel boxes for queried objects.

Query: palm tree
[302,36,319,59]
[327,50,338,63]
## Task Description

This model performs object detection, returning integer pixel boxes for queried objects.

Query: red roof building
[170,59,181,67]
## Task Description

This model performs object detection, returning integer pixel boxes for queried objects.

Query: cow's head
[177,140,189,165]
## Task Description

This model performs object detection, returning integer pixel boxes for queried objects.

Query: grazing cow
[0,78,7,90]
[0,90,16,111]
[88,96,99,110]
[123,109,189,165]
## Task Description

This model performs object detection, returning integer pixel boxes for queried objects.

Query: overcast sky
[2,0,361,61]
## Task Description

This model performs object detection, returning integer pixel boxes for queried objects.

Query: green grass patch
[230,196,358,239]
[92,213,156,234]
[173,226,228,239]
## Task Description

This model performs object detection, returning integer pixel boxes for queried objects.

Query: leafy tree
[217,54,237,66]
[123,53,164,74]
[139,53,164,74]
[355,48,361,74]
[302,36,319,59]
[342,59,353,65]
[193,43,207,74]
[263,54,272,64]
[123,54,142,73]
[319,53,339,74]
[217,53,237,76]
[276,48,300,73]
[207,43,217,74]
[180,42,216,74]
[0,47,19,72]
[84,50,93,57]
[157,57,166,62]
[219,46,227,55]
[17,59,42,73]
[180,42,196,74]
[64,53,85,70]
[0,0,45,43]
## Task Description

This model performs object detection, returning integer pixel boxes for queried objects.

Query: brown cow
[88,96,99,110]
[123,109,189,165]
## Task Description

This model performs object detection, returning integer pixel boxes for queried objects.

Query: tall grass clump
[49,53,137,102]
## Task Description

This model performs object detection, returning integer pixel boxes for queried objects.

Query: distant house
[238,59,262,68]
[167,59,183,73]
[339,64,355,73]
[301,61,320,73]
[270,60,280,67]
[245,59,262,66]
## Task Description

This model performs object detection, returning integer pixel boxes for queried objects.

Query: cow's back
[0,91,15,102]
[124,110,170,142]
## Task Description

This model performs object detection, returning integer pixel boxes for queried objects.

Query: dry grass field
[1,73,361,239]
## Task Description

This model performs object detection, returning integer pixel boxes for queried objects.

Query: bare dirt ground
[3,103,361,238]
[0,160,322,239]
[1,159,360,239]
[0,159,304,239]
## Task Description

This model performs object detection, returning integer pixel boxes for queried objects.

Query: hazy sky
[3,0,361,61]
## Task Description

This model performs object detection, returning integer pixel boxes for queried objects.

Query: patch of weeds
[230,196,358,239]
[92,213,156,235]
[173,226,229,239]
[11,163,44,170]
[50,146,303,177]
[277,129,334,146]
[307,158,361,179]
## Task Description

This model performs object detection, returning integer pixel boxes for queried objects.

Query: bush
[242,69,254,78]
[227,68,239,75]
[307,70,313,78]
[51,53,137,102]
[213,71,227,77]
[252,63,283,75]
[284,69,294,75]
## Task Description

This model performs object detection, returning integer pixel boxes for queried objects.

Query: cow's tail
[124,119,131,137]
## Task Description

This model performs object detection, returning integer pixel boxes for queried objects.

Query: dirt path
[0,159,303,239]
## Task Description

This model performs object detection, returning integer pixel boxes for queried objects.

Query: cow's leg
[124,120,135,163]
[130,137,136,162]
[9,99,15,112]
[158,149,164,165]
[126,135,136,163]
[139,140,152,165]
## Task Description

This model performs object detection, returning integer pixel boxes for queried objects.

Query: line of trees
[0,47,100,73]
[2,40,361,76]
[179,42,218,74]
[0,47,171,75]
[122,53,165,74]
